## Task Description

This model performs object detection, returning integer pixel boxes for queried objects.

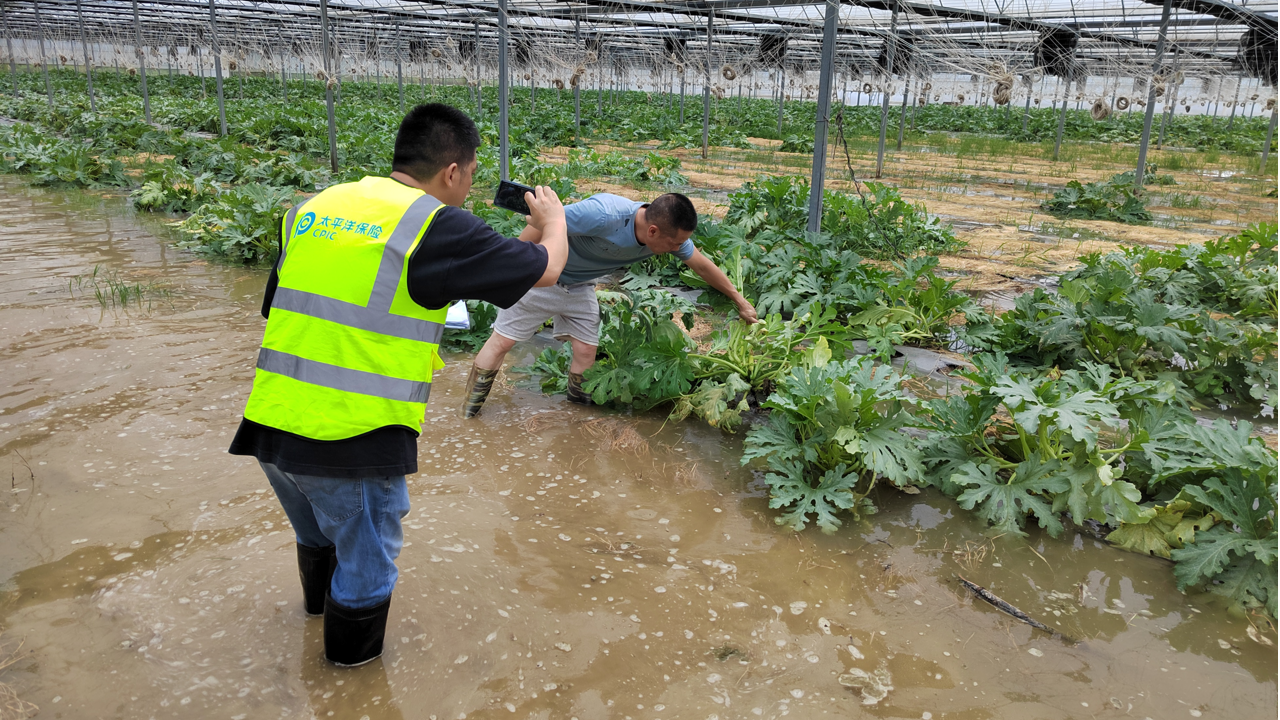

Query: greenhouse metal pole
[1261,108,1277,173]
[701,9,713,159]
[318,0,338,172]
[1157,50,1180,149]
[2,5,17,97]
[208,0,227,137]
[395,24,404,113]
[1135,0,1173,188]
[498,0,510,181]
[874,4,899,179]
[35,1,56,106]
[196,46,205,98]
[76,0,96,112]
[806,0,838,234]
[1227,74,1242,130]
[777,65,785,135]
[896,75,910,150]
[1052,77,1070,161]
[1022,80,1031,132]
[679,73,685,123]
[474,22,481,116]
[131,0,149,123]
[281,48,288,102]
[573,18,581,137]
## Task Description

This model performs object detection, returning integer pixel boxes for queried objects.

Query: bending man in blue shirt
[462,192,757,416]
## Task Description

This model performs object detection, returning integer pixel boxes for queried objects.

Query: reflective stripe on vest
[257,192,445,383]
[257,347,431,404]
[368,194,440,312]
[269,287,444,344]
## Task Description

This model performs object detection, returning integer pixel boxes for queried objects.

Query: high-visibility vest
[243,176,448,440]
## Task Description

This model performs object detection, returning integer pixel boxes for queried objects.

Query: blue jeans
[260,461,410,609]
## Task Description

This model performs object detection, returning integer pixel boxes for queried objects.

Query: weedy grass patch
[68,265,172,311]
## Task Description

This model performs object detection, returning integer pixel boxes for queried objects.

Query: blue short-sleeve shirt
[556,193,696,285]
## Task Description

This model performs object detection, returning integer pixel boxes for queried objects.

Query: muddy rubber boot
[460,364,499,418]
[566,372,593,406]
[323,594,391,667]
[296,543,337,617]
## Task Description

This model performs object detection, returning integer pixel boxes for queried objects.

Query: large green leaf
[764,461,862,534]
[953,454,1069,537]
[858,413,925,488]
[1144,419,1278,485]
[1180,474,1278,557]
[1171,528,1262,589]
[742,412,805,465]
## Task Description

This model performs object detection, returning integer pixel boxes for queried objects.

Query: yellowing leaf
[1167,512,1216,549]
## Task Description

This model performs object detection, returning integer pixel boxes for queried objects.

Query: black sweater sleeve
[406,205,548,310]
[261,254,281,319]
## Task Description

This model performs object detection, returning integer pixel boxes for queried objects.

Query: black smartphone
[493,180,534,215]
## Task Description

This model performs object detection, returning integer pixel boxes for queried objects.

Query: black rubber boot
[461,364,500,418]
[566,372,593,406]
[323,594,392,667]
[296,543,337,617]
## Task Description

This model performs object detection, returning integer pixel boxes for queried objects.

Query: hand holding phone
[499,181,564,238]
[494,180,534,215]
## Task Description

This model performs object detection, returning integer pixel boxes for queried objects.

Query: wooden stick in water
[956,574,1054,633]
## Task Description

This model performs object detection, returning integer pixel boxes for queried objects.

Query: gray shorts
[493,282,600,346]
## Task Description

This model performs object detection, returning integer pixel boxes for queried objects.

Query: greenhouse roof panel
[0,0,1273,76]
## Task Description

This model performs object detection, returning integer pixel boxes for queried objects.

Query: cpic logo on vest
[295,211,316,236]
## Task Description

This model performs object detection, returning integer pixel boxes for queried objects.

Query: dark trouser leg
[262,461,337,616]
[264,463,410,666]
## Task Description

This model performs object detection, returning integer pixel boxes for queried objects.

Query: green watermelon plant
[1040,171,1152,224]
[741,338,923,533]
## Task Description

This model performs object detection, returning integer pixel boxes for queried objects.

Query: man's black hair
[393,103,481,182]
[646,193,698,235]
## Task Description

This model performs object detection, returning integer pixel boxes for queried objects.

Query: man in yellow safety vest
[229,104,567,666]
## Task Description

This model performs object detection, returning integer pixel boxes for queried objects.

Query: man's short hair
[393,103,481,182]
[646,193,698,236]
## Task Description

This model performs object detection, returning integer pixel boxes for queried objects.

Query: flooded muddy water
[1,176,1276,720]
